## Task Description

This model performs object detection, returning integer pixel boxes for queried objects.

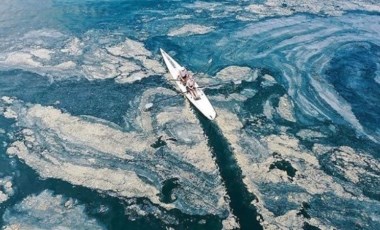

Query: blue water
[1,0,380,229]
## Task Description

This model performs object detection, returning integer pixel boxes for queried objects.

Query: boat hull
[160,49,217,120]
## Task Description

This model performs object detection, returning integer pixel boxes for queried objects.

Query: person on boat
[179,67,189,85]
[186,76,199,99]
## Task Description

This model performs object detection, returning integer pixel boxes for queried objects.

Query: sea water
[0,0,379,229]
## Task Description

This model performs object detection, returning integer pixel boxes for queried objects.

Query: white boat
[160,48,217,120]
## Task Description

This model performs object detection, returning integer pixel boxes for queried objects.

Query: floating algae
[1,92,236,226]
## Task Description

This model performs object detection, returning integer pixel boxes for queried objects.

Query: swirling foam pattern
[195,13,380,143]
